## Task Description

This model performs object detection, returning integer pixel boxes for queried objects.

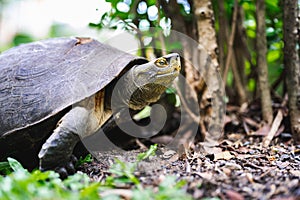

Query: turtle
[0,37,181,177]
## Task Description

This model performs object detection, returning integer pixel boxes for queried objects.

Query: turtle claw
[55,162,76,179]
[40,152,78,179]
[70,155,78,166]
[65,160,76,174]
[40,155,77,179]
[38,125,80,178]
[40,155,78,179]
[56,167,68,179]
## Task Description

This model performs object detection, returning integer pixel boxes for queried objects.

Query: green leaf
[248,78,256,92]
[133,106,151,120]
[265,0,280,13]
[165,88,176,94]
[147,0,157,6]
[267,50,281,63]
[163,41,182,51]
[246,29,256,38]
[106,0,120,7]
[137,144,157,161]
[63,173,91,191]
[12,33,34,46]
[7,157,28,174]
[76,154,93,168]
[0,161,12,175]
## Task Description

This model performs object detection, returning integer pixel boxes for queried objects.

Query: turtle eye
[155,58,168,67]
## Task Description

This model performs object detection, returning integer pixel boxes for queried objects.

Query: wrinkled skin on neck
[109,53,181,111]
[114,71,168,110]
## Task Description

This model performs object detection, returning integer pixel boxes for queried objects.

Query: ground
[79,130,300,199]
[76,98,300,199]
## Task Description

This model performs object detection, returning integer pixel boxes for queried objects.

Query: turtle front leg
[38,106,91,178]
[38,125,80,177]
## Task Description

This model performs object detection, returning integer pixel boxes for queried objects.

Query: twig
[263,109,284,147]
[156,0,167,55]
[259,167,276,178]
[135,139,147,150]
[120,19,139,33]
[222,0,238,82]
[174,83,200,124]
[158,32,167,55]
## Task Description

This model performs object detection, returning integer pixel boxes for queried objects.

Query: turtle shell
[0,37,148,137]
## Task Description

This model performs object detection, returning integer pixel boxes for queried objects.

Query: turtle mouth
[157,69,179,78]
[157,68,178,75]
[153,70,179,86]
[155,59,180,84]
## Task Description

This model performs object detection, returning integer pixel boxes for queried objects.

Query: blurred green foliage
[0,158,100,200]
[90,0,287,96]
[90,0,189,57]
[11,33,34,46]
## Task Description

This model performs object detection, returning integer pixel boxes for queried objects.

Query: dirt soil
[78,102,300,199]
[79,134,299,199]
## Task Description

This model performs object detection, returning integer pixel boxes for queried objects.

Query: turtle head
[111,53,181,110]
[131,53,181,87]
[121,53,181,110]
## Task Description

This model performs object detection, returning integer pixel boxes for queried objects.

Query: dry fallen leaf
[226,190,245,200]
[250,124,271,136]
[213,151,235,161]
[289,170,300,177]
[267,155,276,161]
[263,110,284,147]
[194,172,213,180]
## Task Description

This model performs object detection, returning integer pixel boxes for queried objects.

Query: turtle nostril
[173,64,181,72]
[174,57,181,71]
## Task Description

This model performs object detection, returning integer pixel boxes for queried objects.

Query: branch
[174,83,200,124]
[222,0,238,82]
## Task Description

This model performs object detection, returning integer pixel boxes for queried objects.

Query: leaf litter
[79,100,300,199]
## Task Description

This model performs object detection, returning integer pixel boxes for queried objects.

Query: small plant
[106,144,158,188]
[131,176,193,200]
[0,158,100,200]
[103,144,193,200]
[0,160,13,175]
[0,145,193,200]
[76,154,93,168]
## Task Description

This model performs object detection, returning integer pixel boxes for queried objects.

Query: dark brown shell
[0,37,147,137]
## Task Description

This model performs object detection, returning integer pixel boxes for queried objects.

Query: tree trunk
[234,6,252,99]
[159,0,205,147]
[283,0,300,143]
[160,0,225,145]
[193,0,225,143]
[221,0,247,105]
[216,0,228,71]
[255,0,273,125]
